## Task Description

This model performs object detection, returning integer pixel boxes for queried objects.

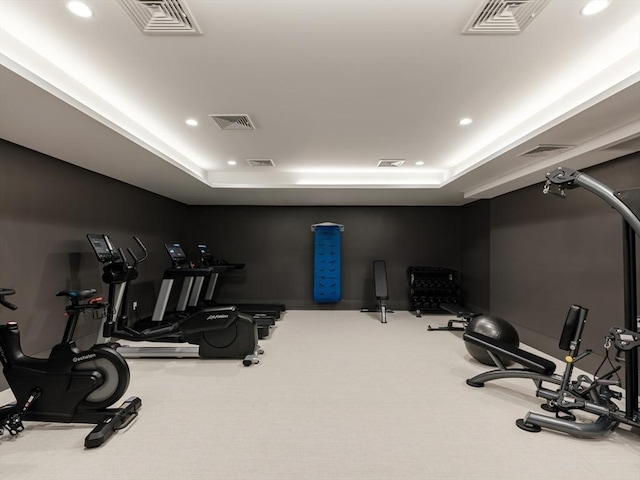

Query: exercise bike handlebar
[0,288,18,311]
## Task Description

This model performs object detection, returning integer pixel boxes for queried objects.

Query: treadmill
[196,243,285,320]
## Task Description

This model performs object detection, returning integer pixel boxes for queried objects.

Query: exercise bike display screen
[87,234,114,263]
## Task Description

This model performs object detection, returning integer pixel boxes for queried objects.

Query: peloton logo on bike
[72,353,97,363]
[206,314,229,320]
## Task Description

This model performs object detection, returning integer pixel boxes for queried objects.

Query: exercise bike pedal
[1,387,41,436]
[1,411,25,436]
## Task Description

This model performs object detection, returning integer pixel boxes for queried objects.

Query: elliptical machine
[187,243,277,339]
[87,234,262,366]
[195,243,285,321]
[0,287,141,448]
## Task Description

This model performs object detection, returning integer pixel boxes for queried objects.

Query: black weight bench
[464,304,586,387]
[463,332,557,386]
[360,260,393,323]
[427,303,479,331]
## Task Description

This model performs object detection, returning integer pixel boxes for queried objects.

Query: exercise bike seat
[56,289,97,301]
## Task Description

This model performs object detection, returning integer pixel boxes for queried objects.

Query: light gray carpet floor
[0,310,638,480]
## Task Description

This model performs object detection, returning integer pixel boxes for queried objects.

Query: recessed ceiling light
[227,160,237,166]
[67,1,93,18]
[580,0,610,16]
[459,118,473,126]
[415,161,425,166]
[185,118,198,126]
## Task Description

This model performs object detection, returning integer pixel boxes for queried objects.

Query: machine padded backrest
[558,304,586,351]
[373,260,388,300]
[463,331,557,375]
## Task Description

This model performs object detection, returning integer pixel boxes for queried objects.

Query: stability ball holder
[465,315,520,366]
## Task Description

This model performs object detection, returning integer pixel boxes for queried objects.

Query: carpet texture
[0,311,638,480]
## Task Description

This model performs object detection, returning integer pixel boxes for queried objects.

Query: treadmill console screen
[165,243,189,267]
[197,243,214,263]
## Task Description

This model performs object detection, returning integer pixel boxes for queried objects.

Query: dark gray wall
[461,199,490,313]
[187,206,462,310]
[1,136,638,391]
[0,140,189,361]
[489,153,640,373]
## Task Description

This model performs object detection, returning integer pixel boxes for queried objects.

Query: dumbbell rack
[407,266,461,317]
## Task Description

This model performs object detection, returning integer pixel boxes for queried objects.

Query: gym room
[0,1,638,479]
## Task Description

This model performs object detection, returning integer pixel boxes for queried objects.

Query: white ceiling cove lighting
[67,1,93,18]
[227,160,237,166]
[0,0,638,203]
[581,1,611,16]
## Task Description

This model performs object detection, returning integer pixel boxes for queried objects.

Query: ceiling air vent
[518,144,575,158]
[377,159,405,167]
[210,115,255,130]
[118,0,202,34]
[463,0,550,35]
[247,159,275,167]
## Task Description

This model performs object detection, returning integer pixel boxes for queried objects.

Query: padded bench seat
[463,331,557,375]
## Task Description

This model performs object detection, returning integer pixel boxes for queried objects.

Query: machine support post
[622,220,638,422]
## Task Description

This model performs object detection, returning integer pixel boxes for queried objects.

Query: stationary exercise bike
[0,287,141,448]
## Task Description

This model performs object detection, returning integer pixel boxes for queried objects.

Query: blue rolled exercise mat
[312,223,342,303]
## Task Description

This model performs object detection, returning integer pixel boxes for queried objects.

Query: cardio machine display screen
[197,244,212,258]
[87,234,113,262]
[165,243,187,261]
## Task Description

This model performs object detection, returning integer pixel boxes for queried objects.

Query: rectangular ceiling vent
[118,0,202,35]
[377,159,405,168]
[463,0,550,35]
[210,115,255,130]
[518,144,575,158]
[247,159,275,167]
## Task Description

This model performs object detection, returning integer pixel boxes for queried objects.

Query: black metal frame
[544,166,639,427]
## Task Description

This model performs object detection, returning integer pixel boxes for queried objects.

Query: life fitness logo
[73,353,97,363]
[207,314,229,320]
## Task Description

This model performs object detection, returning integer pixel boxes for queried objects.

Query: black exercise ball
[465,315,520,366]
